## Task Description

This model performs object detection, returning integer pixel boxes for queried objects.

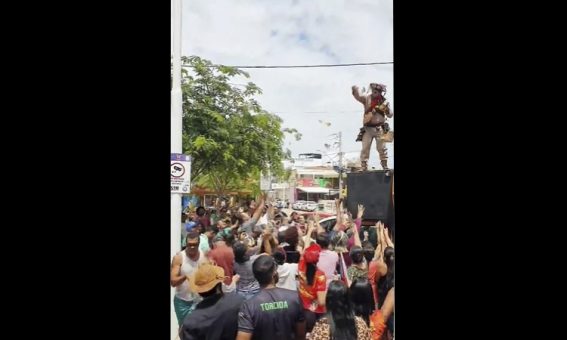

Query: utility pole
[338,131,343,197]
[171,0,182,263]
[171,0,182,338]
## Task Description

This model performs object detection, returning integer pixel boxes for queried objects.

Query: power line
[272,110,358,114]
[183,61,393,69]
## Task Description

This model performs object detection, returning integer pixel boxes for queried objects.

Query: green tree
[180,56,300,196]
[195,169,261,199]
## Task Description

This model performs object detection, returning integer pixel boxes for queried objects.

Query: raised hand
[357,204,365,219]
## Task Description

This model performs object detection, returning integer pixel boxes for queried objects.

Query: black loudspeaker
[346,171,394,228]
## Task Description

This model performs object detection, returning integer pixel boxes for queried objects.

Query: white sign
[260,175,271,191]
[271,183,289,189]
[319,200,337,214]
[171,154,191,194]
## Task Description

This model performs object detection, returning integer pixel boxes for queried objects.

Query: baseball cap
[189,263,226,293]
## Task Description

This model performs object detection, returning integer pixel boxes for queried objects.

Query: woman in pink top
[315,232,339,287]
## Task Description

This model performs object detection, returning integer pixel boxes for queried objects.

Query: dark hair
[383,246,395,268]
[198,282,222,298]
[284,226,299,248]
[252,230,262,240]
[206,225,219,235]
[350,246,364,264]
[384,247,395,288]
[316,232,330,249]
[232,214,242,225]
[277,230,286,244]
[326,280,357,340]
[233,241,250,264]
[186,230,200,242]
[272,248,286,265]
[361,241,374,263]
[285,249,300,264]
[306,263,317,286]
[350,278,375,326]
[252,255,277,286]
[378,247,395,308]
[196,206,206,217]
[193,221,204,234]
[387,260,395,288]
[224,232,235,247]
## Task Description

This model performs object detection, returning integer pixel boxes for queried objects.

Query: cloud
[180,0,394,168]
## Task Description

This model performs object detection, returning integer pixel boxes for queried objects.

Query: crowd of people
[171,195,395,340]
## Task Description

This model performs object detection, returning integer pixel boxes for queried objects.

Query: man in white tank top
[171,231,208,327]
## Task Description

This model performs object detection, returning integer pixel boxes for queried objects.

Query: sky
[176,0,393,168]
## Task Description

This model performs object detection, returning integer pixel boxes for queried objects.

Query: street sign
[171,153,191,194]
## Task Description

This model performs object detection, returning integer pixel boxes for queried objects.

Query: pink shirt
[317,249,339,287]
[208,244,234,285]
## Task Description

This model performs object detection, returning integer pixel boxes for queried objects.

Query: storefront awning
[297,186,331,194]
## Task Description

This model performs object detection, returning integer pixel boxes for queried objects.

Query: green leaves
[282,128,303,141]
[192,136,218,152]
[178,56,297,195]
[192,136,207,149]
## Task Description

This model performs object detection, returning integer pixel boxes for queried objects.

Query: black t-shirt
[181,292,244,340]
[238,287,305,340]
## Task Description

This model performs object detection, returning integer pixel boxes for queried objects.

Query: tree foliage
[179,56,300,195]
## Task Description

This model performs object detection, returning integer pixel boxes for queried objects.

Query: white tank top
[175,250,206,301]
